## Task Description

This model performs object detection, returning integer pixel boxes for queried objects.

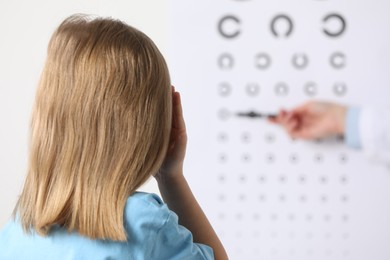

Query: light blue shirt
[0,192,213,260]
[345,107,362,149]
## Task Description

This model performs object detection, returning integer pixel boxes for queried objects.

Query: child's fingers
[172,91,186,131]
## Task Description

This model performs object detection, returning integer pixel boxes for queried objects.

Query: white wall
[0,0,168,228]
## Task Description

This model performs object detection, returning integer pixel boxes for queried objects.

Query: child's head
[15,14,172,241]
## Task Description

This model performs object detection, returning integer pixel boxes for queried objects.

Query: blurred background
[2,1,390,259]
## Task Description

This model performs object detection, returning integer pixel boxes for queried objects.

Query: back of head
[15,14,172,241]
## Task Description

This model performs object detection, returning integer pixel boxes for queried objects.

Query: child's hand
[155,88,187,181]
[155,90,228,260]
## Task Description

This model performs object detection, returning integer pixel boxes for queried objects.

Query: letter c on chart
[270,14,293,38]
[218,15,241,39]
[323,13,346,37]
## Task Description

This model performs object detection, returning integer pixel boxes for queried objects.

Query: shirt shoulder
[124,192,214,260]
[124,192,170,232]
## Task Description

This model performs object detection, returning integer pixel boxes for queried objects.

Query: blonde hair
[14,14,172,241]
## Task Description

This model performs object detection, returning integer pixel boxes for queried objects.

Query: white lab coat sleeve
[359,107,390,165]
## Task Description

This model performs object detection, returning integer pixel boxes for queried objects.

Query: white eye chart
[168,0,390,259]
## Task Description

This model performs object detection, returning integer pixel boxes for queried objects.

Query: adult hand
[269,101,347,140]
[155,87,187,181]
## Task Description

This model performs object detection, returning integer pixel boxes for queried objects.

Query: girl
[0,14,227,260]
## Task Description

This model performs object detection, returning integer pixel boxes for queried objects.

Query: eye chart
[168,0,390,259]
